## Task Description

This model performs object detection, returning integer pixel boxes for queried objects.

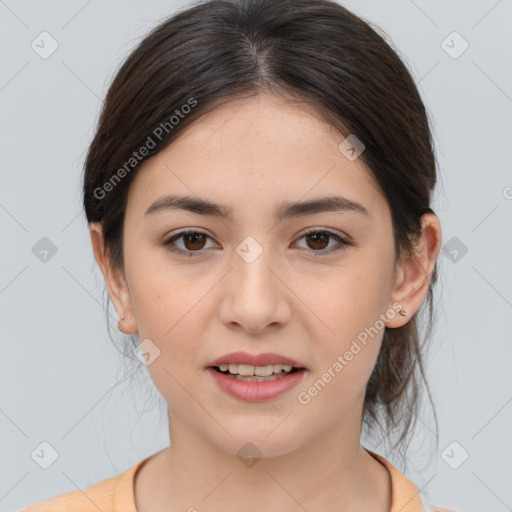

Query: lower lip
[206,367,307,402]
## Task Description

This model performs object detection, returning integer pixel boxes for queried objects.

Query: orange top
[21,448,458,512]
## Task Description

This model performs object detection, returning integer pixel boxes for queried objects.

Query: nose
[217,238,291,334]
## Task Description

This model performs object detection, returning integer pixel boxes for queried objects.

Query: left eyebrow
[144,194,369,220]
[276,195,369,221]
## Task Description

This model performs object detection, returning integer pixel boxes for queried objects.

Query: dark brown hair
[82,0,440,466]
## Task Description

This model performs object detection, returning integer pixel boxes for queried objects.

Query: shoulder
[19,457,146,512]
[364,448,460,512]
[20,472,122,512]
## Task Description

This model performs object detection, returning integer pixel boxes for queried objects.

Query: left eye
[295,229,351,254]
[161,228,352,257]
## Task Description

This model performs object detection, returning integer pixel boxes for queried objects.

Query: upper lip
[207,351,306,369]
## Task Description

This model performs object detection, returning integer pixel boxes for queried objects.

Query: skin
[90,92,442,512]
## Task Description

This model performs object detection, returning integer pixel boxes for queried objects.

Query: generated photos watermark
[297,302,403,405]
[93,97,198,200]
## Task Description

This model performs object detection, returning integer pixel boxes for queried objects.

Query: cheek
[296,276,386,418]
[128,248,204,333]
[127,259,214,376]
[128,274,210,411]
[302,256,391,341]
[294,255,391,393]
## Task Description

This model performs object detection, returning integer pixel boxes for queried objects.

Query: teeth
[218,363,294,376]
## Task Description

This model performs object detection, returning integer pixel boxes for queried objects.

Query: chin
[209,424,306,461]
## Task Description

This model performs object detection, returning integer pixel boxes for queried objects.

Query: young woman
[22,0,458,510]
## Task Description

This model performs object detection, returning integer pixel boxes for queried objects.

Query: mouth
[210,363,303,382]
[207,364,307,401]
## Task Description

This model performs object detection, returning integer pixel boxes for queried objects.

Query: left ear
[386,213,442,328]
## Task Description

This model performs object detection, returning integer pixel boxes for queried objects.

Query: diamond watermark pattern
[441,31,469,59]
[236,442,262,468]
[441,441,469,469]
[31,31,59,59]
[32,237,58,263]
[31,441,59,469]
[338,134,365,161]
[134,338,161,366]
[236,236,263,264]
[443,236,468,263]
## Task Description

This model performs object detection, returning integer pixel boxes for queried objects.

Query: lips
[207,367,307,401]
[206,351,306,369]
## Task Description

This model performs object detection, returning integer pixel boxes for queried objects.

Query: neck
[135,407,392,512]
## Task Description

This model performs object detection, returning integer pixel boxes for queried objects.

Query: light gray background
[1,1,511,511]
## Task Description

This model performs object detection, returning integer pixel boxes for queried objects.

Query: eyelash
[160,228,354,258]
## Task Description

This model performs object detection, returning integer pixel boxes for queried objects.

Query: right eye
[161,229,218,257]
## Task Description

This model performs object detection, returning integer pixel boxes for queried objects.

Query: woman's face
[101,93,412,457]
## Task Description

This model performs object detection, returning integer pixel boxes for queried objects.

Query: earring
[399,310,407,316]
[120,314,132,320]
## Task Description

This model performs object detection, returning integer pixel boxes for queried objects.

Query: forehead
[126,93,386,219]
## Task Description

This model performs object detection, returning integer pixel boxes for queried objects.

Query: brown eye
[304,231,331,250]
[181,232,207,250]
[162,230,216,257]
[295,229,353,256]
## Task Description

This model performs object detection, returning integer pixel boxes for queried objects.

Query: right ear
[89,222,137,334]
